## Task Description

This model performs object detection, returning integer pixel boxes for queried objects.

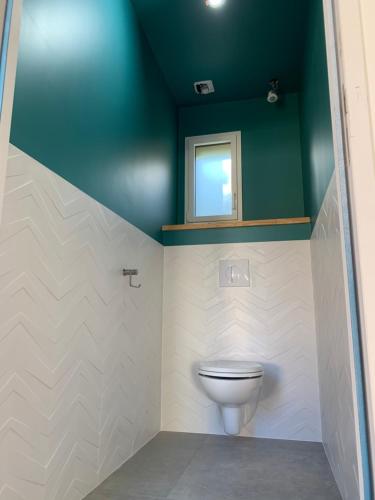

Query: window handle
[233,193,237,211]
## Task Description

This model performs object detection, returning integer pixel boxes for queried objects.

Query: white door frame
[0,0,21,221]
[324,0,375,496]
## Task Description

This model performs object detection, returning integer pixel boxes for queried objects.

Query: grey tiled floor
[85,431,342,500]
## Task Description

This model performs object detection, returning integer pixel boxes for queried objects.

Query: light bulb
[205,0,226,9]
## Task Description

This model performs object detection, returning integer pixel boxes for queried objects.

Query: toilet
[198,360,264,435]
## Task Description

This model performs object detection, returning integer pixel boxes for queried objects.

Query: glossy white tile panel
[162,241,321,442]
[0,146,163,500]
[311,173,361,500]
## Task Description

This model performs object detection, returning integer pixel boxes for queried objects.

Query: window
[185,131,242,223]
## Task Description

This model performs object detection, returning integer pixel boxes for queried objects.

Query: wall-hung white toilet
[198,360,264,435]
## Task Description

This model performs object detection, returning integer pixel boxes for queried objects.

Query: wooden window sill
[162,217,310,232]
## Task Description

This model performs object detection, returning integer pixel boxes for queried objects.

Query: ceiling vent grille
[194,80,215,95]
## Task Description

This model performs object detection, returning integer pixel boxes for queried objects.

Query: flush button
[219,259,250,287]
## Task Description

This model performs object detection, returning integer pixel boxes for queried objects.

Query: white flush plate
[219,259,250,287]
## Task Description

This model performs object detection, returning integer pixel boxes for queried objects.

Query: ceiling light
[267,79,280,104]
[205,0,226,8]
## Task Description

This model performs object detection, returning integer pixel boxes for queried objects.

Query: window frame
[185,131,242,223]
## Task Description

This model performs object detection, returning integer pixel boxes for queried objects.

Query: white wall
[310,172,362,500]
[357,0,375,151]
[0,146,164,500]
[162,241,321,441]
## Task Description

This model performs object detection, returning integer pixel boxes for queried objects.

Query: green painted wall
[177,93,305,224]
[10,0,177,242]
[299,0,334,223]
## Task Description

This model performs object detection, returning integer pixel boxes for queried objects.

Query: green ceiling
[131,0,311,106]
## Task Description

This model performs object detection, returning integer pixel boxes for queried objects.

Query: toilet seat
[198,360,263,379]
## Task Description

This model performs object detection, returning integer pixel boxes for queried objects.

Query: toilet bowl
[198,360,263,435]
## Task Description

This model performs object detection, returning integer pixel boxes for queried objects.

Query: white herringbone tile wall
[162,241,322,441]
[0,146,163,500]
[311,173,362,500]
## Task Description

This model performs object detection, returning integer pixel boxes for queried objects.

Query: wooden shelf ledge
[162,217,311,232]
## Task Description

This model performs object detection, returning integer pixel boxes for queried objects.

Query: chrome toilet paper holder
[122,269,141,288]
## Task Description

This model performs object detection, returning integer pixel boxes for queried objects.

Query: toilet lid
[199,360,263,376]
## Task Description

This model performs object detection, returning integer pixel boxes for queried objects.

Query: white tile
[0,146,163,500]
[311,172,361,500]
[7,143,24,158]
[162,240,322,442]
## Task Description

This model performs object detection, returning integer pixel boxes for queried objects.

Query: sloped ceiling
[131,0,311,106]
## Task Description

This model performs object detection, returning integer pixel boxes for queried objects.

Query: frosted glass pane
[195,143,232,217]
